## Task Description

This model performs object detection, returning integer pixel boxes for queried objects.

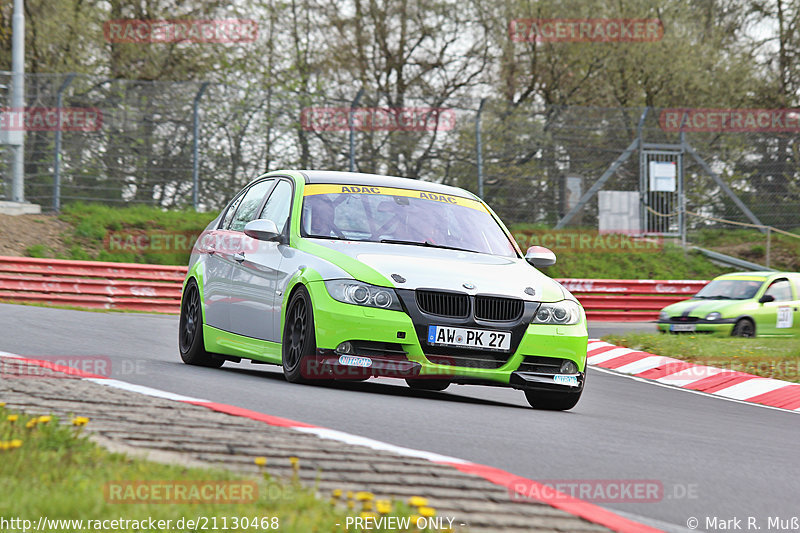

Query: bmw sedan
[179,170,588,410]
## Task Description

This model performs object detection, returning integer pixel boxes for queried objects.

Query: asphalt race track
[3,303,798,532]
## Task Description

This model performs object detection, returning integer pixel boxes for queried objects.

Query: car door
[200,187,249,332]
[227,179,294,342]
[211,179,276,334]
[756,278,794,336]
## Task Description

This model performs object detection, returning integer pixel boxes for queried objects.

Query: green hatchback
[657,272,800,337]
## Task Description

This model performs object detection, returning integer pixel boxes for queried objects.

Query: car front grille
[669,316,699,322]
[474,296,524,321]
[517,356,565,373]
[416,290,469,318]
[425,353,510,369]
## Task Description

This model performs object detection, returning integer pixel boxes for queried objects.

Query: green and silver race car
[657,272,800,337]
[179,170,588,410]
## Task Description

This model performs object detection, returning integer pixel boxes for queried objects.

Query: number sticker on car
[427,326,511,351]
[670,324,696,332]
[777,307,793,329]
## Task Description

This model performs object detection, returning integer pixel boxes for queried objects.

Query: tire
[179,280,224,368]
[405,379,450,391]
[524,389,582,411]
[732,318,756,337]
[282,286,318,384]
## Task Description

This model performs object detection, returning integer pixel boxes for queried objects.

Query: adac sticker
[338,355,372,368]
[553,375,579,387]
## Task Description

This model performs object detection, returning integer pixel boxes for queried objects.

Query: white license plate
[427,325,511,351]
[670,324,696,332]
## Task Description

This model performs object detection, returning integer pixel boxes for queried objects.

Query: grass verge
[0,407,440,532]
[602,333,800,383]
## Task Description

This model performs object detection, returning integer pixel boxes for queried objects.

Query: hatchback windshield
[694,279,764,300]
[301,184,518,257]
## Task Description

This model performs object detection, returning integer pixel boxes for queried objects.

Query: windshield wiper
[696,295,734,300]
[379,238,467,252]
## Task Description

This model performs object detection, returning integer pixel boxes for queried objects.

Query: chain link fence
[1,73,798,233]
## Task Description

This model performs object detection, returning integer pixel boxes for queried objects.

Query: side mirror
[759,294,775,304]
[244,219,281,242]
[525,245,556,268]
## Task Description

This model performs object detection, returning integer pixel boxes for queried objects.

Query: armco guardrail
[558,278,708,321]
[0,256,186,313]
[0,256,707,320]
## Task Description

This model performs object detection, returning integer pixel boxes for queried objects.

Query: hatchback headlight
[531,300,581,325]
[324,280,403,311]
[705,312,721,321]
[659,311,669,321]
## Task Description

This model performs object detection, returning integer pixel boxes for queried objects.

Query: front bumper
[305,280,588,390]
[657,319,736,336]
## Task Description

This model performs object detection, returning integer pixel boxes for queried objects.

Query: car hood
[663,298,747,317]
[312,240,567,302]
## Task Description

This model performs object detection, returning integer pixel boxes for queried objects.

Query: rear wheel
[179,280,224,368]
[405,379,450,391]
[282,286,318,383]
[732,318,755,337]
[524,390,582,411]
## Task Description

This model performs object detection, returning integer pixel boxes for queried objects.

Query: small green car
[657,272,800,337]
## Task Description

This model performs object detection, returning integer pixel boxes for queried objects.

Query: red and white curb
[588,340,800,411]
[0,351,659,533]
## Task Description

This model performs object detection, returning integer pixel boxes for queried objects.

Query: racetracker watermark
[1,107,102,132]
[510,480,699,503]
[0,356,114,379]
[104,230,260,256]
[103,19,258,43]
[509,18,663,43]
[104,481,258,504]
[513,230,663,254]
[300,107,456,132]
[659,108,800,132]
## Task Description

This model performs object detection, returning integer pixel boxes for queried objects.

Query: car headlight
[324,280,403,311]
[705,312,721,321]
[659,311,669,321]
[531,300,581,325]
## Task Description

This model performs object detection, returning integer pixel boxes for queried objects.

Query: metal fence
[1,72,799,232]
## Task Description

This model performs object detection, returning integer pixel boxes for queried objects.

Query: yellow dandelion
[331,489,343,499]
[7,414,18,423]
[346,500,355,510]
[37,415,52,424]
[289,456,299,469]
[362,500,374,511]
[409,515,422,527]
[355,491,374,502]
[408,496,428,507]
[10,439,22,449]
[0,402,6,407]
[71,416,89,427]
[346,491,353,499]
[254,456,267,467]
[376,500,392,514]
[0,442,8,451]
[418,506,436,518]
[359,512,378,520]
[25,419,37,429]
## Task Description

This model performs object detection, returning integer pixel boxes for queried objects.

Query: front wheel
[732,318,755,338]
[524,390,582,411]
[282,286,318,383]
[179,280,224,368]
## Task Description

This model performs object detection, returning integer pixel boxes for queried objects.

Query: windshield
[694,279,764,300]
[301,184,518,257]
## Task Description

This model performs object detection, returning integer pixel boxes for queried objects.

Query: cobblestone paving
[0,358,610,532]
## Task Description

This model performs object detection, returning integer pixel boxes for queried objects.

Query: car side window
[258,180,293,234]
[765,279,792,302]
[221,190,246,229]
[228,180,275,232]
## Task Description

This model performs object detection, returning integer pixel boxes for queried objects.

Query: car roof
[715,271,798,280]
[295,170,478,200]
